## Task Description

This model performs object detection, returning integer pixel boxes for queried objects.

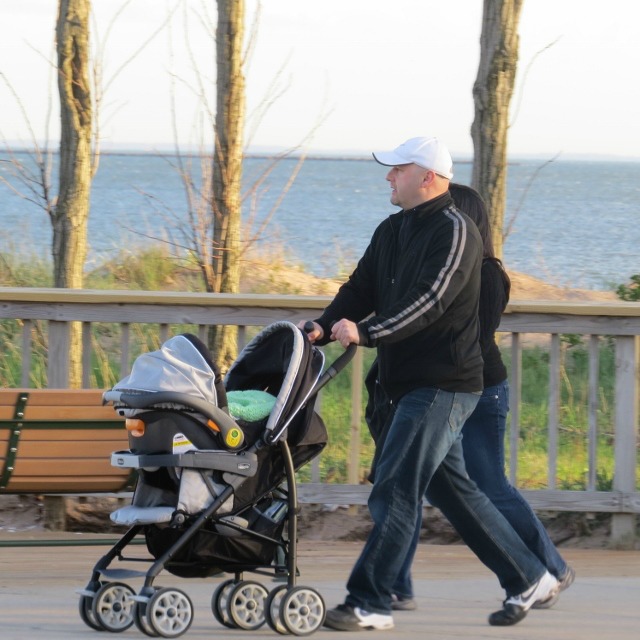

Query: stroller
[77,321,355,638]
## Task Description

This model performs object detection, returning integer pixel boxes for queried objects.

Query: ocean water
[1,152,638,290]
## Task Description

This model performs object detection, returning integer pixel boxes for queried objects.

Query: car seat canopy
[113,333,226,410]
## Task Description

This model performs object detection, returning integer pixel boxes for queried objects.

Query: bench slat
[13,459,129,476]
[17,429,126,441]
[0,389,106,407]
[10,441,126,457]
[0,406,119,421]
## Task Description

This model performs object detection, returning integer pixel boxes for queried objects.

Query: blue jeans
[393,381,566,600]
[461,381,567,577]
[345,387,546,615]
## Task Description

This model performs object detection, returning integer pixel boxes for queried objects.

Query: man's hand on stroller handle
[330,319,360,348]
[299,319,360,349]
[299,320,323,342]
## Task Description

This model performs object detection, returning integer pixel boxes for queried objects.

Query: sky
[1,0,639,160]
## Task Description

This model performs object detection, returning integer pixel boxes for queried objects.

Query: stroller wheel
[265,584,289,635]
[211,579,239,628]
[92,582,135,632]
[78,586,105,631]
[279,586,326,636]
[147,587,193,638]
[227,580,269,630]
[133,600,159,637]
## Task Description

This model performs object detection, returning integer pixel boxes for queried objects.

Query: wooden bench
[0,389,134,528]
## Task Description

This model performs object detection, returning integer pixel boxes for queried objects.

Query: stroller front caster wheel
[279,586,326,636]
[79,588,105,631]
[265,584,289,634]
[146,588,193,638]
[92,582,135,632]
[211,579,239,628]
[133,600,159,637]
[227,580,269,630]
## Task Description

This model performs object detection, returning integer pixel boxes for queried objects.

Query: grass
[0,248,636,491]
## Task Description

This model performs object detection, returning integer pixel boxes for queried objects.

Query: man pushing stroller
[300,136,560,630]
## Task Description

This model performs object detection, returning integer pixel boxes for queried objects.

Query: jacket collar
[404,191,453,218]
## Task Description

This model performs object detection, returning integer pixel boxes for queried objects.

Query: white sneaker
[509,571,559,611]
[489,571,559,626]
[533,565,575,609]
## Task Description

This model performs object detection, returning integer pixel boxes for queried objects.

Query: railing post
[120,323,131,378]
[612,336,638,548]
[509,333,522,485]
[237,325,247,352]
[47,320,70,388]
[587,336,600,491]
[81,322,92,388]
[21,320,32,388]
[548,334,560,489]
[348,348,363,487]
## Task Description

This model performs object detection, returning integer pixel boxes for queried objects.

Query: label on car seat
[173,433,196,453]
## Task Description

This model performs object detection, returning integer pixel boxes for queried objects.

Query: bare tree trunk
[209,0,245,371]
[471,0,523,259]
[55,0,92,387]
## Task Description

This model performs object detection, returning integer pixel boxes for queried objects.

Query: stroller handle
[302,321,358,393]
[313,342,358,394]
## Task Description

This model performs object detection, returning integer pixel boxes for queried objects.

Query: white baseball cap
[372,136,454,180]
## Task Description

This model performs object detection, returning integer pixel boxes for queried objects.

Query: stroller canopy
[225,321,324,442]
[113,333,227,410]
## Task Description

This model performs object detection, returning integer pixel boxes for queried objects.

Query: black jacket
[315,192,484,401]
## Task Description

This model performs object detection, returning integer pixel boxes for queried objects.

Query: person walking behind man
[365,183,575,616]
[300,136,559,631]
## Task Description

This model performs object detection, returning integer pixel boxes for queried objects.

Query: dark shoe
[489,603,529,626]
[391,594,417,611]
[323,604,394,631]
[489,571,559,626]
[559,565,576,590]
[532,565,575,609]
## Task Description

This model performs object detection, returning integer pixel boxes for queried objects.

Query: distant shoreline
[3,147,638,164]
[0,148,472,163]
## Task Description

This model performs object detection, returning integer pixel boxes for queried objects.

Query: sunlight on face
[385,164,431,210]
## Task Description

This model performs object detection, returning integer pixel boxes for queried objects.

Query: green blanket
[227,389,277,422]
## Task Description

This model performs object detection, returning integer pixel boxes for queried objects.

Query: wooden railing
[0,288,638,547]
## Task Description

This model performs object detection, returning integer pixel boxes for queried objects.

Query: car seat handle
[103,389,245,450]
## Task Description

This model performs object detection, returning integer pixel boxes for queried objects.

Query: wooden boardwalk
[0,533,639,639]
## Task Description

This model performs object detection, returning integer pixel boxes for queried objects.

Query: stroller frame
[77,321,355,638]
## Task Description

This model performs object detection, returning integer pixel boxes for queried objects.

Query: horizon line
[2,143,638,163]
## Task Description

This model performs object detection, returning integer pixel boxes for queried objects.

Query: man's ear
[422,170,435,186]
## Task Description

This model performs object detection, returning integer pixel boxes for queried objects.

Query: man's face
[385,164,429,210]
